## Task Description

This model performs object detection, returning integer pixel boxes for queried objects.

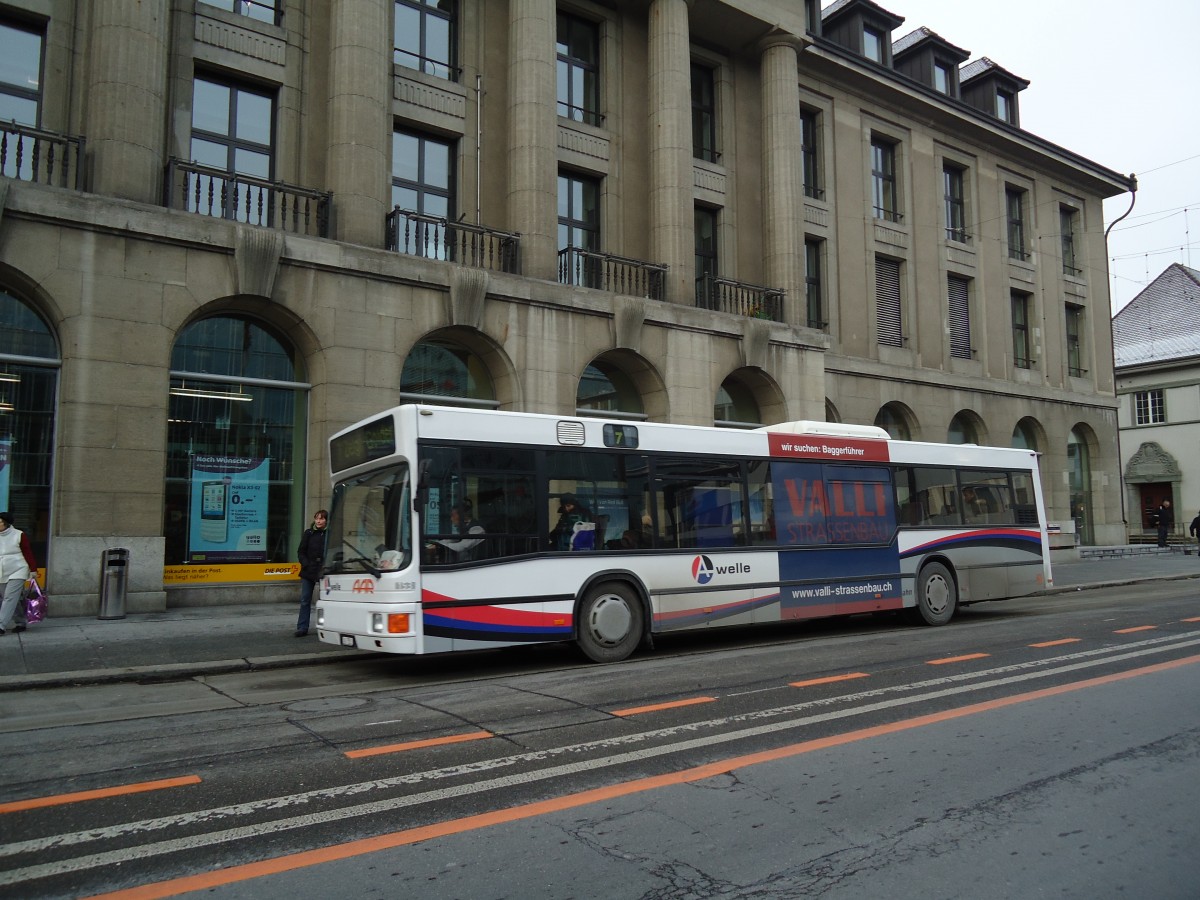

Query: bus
[316,405,1052,662]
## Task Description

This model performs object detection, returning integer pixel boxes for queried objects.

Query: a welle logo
[691,554,751,585]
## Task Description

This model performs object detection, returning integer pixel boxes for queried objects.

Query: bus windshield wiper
[340,540,382,578]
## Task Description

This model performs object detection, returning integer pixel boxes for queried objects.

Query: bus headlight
[371,613,384,633]
[316,607,324,626]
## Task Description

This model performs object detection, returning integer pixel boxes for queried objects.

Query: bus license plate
[340,634,356,647]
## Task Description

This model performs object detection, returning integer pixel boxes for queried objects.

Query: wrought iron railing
[558,247,667,300]
[696,275,785,322]
[164,159,331,237]
[387,208,520,274]
[0,120,86,189]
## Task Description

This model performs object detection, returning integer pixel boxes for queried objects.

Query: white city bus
[316,405,1052,662]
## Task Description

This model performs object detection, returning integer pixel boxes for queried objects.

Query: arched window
[874,405,910,441]
[578,360,644,419]
[400,337,496,405]
[0,289,58,566]
[715,378,761,428]
[948,412,978,445]
[165,316,308,570]
[1012,419,1039,451]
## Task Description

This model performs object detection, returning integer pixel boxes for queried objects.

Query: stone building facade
[0,0,1132,614]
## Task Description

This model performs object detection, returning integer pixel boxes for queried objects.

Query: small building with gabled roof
[1114,263,1200,540]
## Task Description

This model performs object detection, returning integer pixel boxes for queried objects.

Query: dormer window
[933,62,950,94]
[996,89,1015,123]
[864,25,885,62]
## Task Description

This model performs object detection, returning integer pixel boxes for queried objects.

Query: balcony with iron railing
[696,275,785,322]
[558,247,667,300]
[164,159,331,237]
[0,120,86,190]
[386,208,520,274]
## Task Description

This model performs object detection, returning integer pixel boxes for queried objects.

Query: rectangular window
[691,63,717,163]
[933,62,950,95]
[876,256,903,347]
[1060,205,1081,276]
[391,128,455,258]
[653,457,744,549]
[948,275,972,359]
[871,137,900,222]
[1006,187,1028,261]
[943,164,968,242]
[996,89,1015,124]
[800,108,822,199]
[1011,291,1031,368]
[863,26,884,63]
[558,170,601,287]
[1065,304,1085,376]
[206,0,279,25]
[0,19,43,181]
[394,0,457,80]
[1134,390,1165,425]
[805,238,824,329]
[694,205,719,306]
[189,75,274,222]
[556,12,600,126]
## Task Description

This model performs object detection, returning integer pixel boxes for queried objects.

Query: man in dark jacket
[295,509,327,636]
[1155,499,1174,548]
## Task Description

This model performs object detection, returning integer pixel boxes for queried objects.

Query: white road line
[3,633,1198,886]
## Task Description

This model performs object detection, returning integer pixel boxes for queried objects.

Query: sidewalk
[1,548,1197,690]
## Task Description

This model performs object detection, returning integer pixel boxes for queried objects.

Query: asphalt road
[2,578,1199,899]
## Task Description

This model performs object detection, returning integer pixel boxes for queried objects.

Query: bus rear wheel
[577,582,643,663]
[911,562,956,626]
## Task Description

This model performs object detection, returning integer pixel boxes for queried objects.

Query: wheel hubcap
[590,595,632,645]
[925,576,950,615]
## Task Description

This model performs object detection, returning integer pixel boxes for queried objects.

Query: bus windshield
[324,464,412,575]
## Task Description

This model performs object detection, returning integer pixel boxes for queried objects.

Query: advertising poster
[188,455,269,563]
[0,439,9,511]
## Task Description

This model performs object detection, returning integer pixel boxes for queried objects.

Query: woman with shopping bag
[0,510,38,635]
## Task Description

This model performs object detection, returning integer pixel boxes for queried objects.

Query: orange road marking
[1029,638,1082,648]
[610,697,716,717]
[0,776,201,815]
[87,653,1200,900]
[1114,626,1157,634]
[345,730,492,759]
[790,672,870,688]
[1182,617,1200,623]
[926,652,990,665]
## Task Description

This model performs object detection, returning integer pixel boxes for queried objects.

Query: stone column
[86,0,169,203]
[647,0,694,305]
[760,35,807,326]
[326,0,391,247]
[507,0,558,281]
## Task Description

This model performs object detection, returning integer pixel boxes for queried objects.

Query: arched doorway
[1067,425,1097,545]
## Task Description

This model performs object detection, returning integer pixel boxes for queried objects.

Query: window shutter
[876,258,902,347]
[948,275,971,359]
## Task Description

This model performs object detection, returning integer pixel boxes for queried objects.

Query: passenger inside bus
[549,493,594,550]
[427,501,486,562]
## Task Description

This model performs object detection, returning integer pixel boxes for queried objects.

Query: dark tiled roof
[892,25,969,60]
[822,0,905,29]
[1113,263,1200,366]
[960,56,1030,89]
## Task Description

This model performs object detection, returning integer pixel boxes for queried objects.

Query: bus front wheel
[577,582,644,663]
[911,562,956,626]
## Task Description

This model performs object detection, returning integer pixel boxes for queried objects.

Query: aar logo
[692,554,715,585]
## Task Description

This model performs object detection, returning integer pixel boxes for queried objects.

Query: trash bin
[99,548,129,619]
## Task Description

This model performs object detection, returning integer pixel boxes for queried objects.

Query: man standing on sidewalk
[1190,509,1200,554]
[1155,499,1174,548]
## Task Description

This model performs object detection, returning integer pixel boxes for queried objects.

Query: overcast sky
[880,0,1200,313]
